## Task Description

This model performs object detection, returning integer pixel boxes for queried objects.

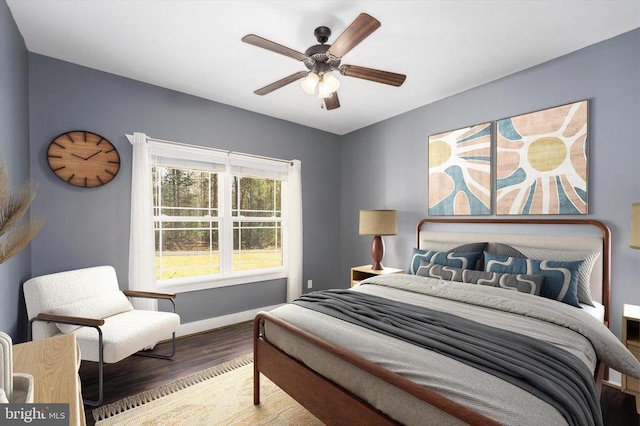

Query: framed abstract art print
[428,122,492,216]
[495,100,588,215]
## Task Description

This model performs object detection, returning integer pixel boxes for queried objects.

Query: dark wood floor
[80,321,639,426]
[80,321,254,425]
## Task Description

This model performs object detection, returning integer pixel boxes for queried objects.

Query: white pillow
[50,292,134,334]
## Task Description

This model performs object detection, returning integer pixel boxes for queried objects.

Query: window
[153,166,222,280]
[149,142,290,291]
[231,175,282,272]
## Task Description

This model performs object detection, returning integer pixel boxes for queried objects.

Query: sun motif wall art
[428,122,492,216]
[495,100,588,215]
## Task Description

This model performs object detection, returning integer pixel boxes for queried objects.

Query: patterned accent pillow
[420,242,487,269]
[484,251,584,308]
[416,262,543,296]
[416,262,465,281]
[461,269,543,296]
[409,248,482,275]
[493,243,599,307]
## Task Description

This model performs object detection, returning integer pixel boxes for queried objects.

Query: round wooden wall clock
[47,131,120,188]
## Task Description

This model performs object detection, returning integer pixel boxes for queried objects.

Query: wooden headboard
[416,218,611,324]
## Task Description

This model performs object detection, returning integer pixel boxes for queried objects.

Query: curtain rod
[126,133,294,165]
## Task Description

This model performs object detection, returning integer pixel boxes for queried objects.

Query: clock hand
[71,153,88,161]
[85,150,103,160]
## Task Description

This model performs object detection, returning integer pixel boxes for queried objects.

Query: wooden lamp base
[370,235,385,270]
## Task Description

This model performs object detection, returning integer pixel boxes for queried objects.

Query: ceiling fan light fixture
[323,72,340,92]
[300,72,319,94]
[317,81,330,99]
[316,72,340,98]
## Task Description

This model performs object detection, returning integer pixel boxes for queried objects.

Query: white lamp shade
[317,81,330,99]
[316,72,340,98]
[323,72,340,92]
[359,210,397,236]
[300,73,319,94]
[631,202,640,249]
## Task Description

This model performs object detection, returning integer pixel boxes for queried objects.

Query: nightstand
[351,264,404,287]
[622,303,640,414]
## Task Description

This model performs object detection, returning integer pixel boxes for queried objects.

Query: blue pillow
[409,248,482,275]
[483,251,583,308]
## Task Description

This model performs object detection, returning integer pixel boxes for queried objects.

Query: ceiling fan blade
[327,13,381,59]
[254,71,309,96]
[340,65,406,87]
[242,34,308,61]
[324,92,340,110]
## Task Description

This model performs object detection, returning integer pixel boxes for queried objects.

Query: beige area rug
[93,354,323,425]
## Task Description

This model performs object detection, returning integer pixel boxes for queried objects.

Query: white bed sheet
[581,301,605,323]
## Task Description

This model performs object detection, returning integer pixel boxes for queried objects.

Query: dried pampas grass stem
[0,159,43,264]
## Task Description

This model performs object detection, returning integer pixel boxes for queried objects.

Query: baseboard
[176,304,285,338]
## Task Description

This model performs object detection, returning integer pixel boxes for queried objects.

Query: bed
[253,218,640,425]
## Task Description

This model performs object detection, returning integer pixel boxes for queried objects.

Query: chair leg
[83,330,104,407]
[85,331,175,406]
[134,332,177,360]
[29,318,105,406]
[131,297,178,361]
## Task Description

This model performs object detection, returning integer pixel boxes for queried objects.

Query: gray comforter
[294,289,601,426]
[264,274,640,425]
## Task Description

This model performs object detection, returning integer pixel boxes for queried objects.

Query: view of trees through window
[153,165,283,281]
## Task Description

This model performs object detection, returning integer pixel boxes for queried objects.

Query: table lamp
[359,210,397,270]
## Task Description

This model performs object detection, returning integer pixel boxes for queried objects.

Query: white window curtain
[287,160,303,302]
[129,132,157,311]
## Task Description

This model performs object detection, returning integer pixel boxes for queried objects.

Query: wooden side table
[621,303,640,414]
[351,264,404,287]
[13,333,86,426]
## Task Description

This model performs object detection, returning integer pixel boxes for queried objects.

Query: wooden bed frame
[253,218,611,425]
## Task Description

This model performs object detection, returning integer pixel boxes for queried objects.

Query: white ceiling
[7,0,640,135]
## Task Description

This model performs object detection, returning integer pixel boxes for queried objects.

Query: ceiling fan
[241,13,406,110]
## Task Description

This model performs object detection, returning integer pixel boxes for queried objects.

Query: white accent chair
[0,331,34,404]
[24,265,180,406]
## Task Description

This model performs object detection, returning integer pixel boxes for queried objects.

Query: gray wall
[27,54,342,330]
[0,1,31,341]
[340,29,640,338]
